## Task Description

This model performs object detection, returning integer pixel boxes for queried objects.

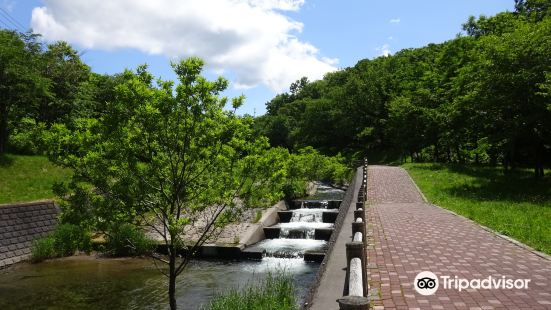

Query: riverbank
[0,154,71,204]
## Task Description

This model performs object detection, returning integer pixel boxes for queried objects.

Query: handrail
[338,159,369,310]
[353,232,363,242]
[349,258,363,296]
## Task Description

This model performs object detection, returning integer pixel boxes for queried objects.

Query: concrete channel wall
[337,161,370,309]
[305,167,360,309]
[0,201,58,268]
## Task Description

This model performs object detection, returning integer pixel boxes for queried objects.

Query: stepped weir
[245,185,344,261]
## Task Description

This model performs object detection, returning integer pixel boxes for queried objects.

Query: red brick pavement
[365,165,551,310]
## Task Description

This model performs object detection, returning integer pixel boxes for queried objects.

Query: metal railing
[338,158,370,309]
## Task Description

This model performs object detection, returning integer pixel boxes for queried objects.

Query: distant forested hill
[255,0,551,177]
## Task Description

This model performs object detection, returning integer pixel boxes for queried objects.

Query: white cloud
[247,0,305,11]
[31,0,336,92]
[376,44,391,57]
[389,18,400,24]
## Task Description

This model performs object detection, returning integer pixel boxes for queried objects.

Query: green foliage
[7,118,46,155]
[0,29,120,156]
[204,273,298,310]
[30,236,56,263]
[256,146,352,201]
[104,224,154,257]
[45,59,285,233]
[37,41,91,125]
[0,30,47,154]
[256,8,551,176]
[515,0,551,21]
[404,163,551,254]
[30,223,91,262]
[290,147,351,186]
[253,210,263,223]
[44,58,295,309]
[0,154,72,204]
[51,223,92,256]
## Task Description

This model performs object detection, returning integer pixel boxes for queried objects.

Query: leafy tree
[515,0,551,20]
[0,30,46,153]
[463,17,551,176]
[256,1,550,175]
[73,72,131,119]
[38,41,90,124]
[46,58,285,310]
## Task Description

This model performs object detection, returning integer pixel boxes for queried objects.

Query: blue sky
[1,0,513,115]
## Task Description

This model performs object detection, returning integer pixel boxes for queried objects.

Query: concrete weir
[278,211,338,223]
[173,185,345,261]
[244,188,344,261]
[289,200,342,210]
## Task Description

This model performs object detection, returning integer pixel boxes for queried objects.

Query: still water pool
[0,256,318,310]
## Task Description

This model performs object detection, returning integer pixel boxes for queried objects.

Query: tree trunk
[489,154,497,166]
[168,246,177,310]
[433,143,439,162]
[473,137,479,164]
[535,142,545,179]
[510,149,517,170]
[455,145,463,164]
[0,101,8,154]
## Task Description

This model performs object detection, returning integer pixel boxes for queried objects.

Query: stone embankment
[0,201,58,268]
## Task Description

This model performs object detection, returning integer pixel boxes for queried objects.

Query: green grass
[402,163,551,255]
[204,273,298,310]
[0,154,71,204]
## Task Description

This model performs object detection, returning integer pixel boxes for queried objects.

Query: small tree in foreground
[46,58,285,310]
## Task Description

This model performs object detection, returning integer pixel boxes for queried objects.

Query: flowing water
[248,239,328,258]
[288,208,334,223]
[278,222,334,239]
[0,256,318,310]
[248,183,345,258]
[306,184,346,200]
[0,183,345,309]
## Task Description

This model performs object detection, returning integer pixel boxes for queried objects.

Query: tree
[39,41,90,124]
[467,17,551,176]
[0,30,46,153]
[515,0,551,21]
[46,58,284,310]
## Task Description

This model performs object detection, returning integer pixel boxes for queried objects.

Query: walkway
[366,165,551,310]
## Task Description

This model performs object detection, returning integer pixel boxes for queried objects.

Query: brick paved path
[366,165,551,310]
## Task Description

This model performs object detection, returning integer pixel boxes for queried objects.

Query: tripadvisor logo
[414,271,439,295]
[414,271,531,295]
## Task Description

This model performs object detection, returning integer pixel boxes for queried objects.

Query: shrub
[105,224,154,257]
[30,236,56,263]
[51,223,92,256]
[282,180,308,201]
[30,223,92,263]
[204,273,298,310]
[284,147,352,198]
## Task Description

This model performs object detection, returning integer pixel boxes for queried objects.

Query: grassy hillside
[403,163,551,255]
[0,154,71,204]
